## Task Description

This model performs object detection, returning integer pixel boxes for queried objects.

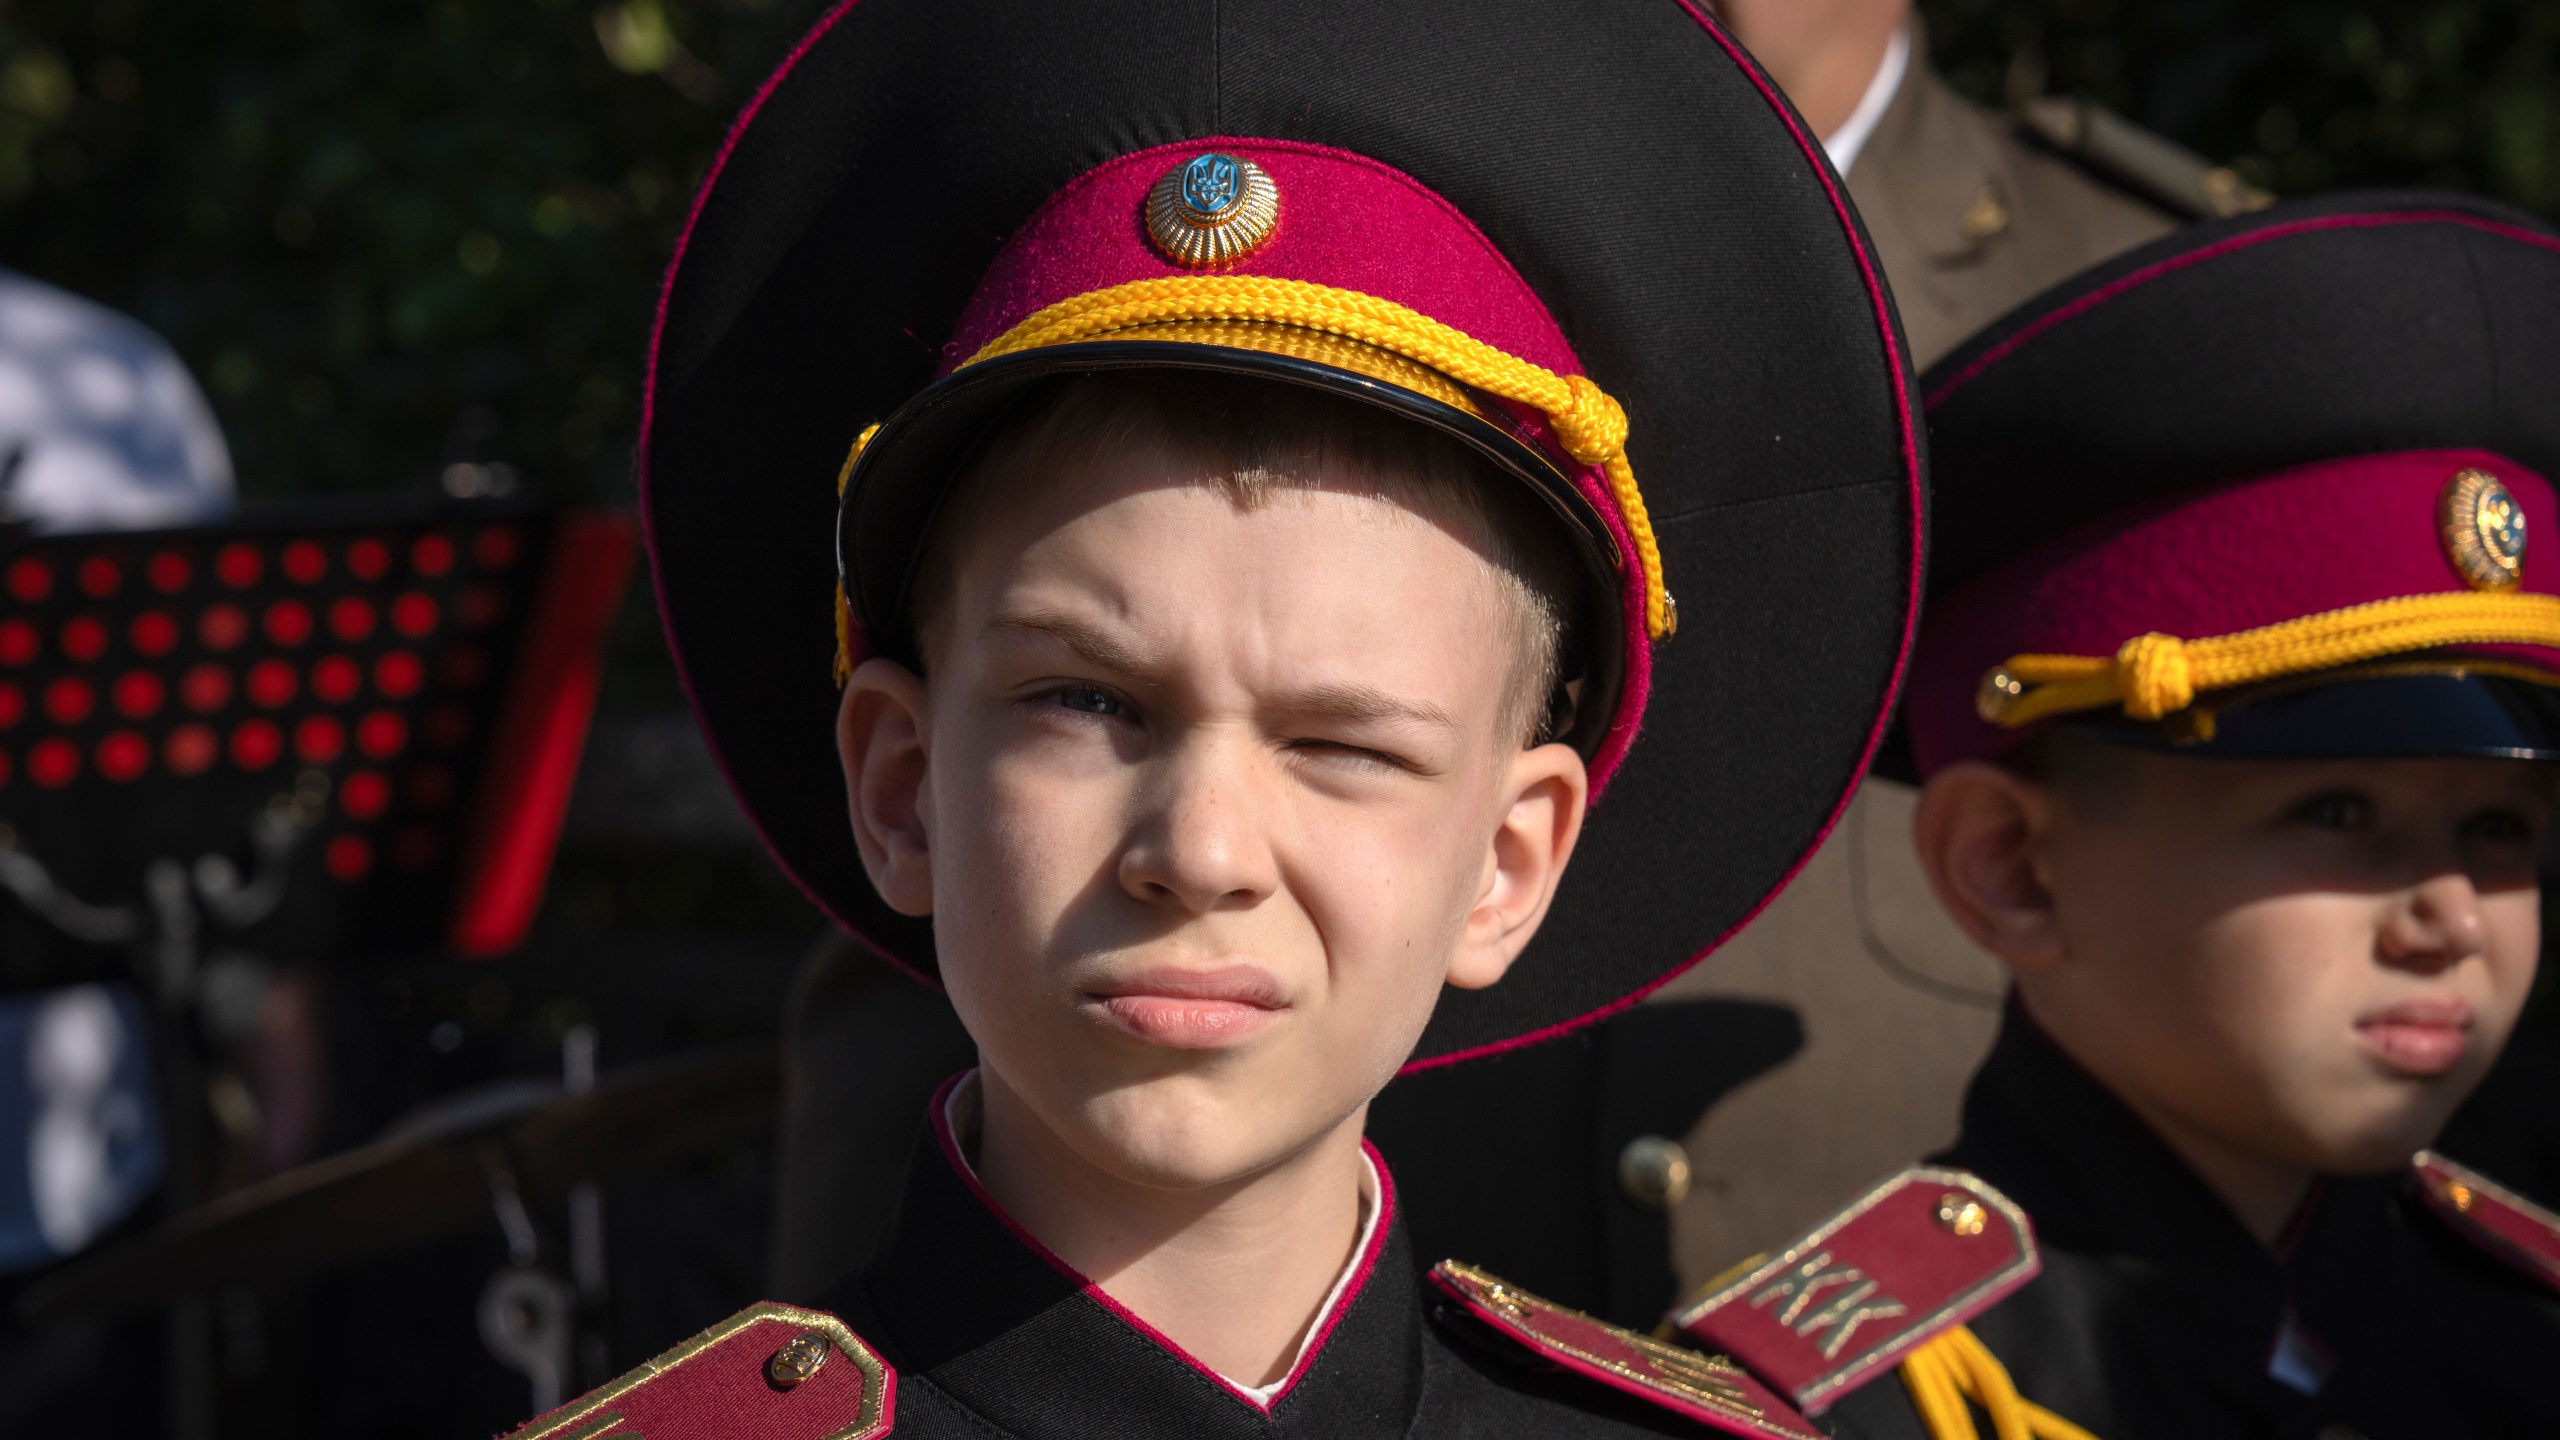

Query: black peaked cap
[643,0,1922,1063]
[1921,189,2560,598]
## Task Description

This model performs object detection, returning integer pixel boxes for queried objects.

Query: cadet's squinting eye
[2289,790,2375,831]
[1286,737,1415,774]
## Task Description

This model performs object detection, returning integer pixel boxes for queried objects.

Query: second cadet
[1675,192,2560,1438]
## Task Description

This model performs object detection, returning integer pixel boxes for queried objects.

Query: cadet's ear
[1911,761,2065,974]
[1448,742,1589,990]
[838,657,935,917]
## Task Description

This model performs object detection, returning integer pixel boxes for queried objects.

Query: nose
[1116,736,1277,915]
[2377,869,2492,975]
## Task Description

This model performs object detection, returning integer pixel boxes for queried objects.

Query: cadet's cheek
[921,740,1105,995]
[1347,774,1495,916]
[2191,895,2358,1023]
[2484,886,2540,969]
[2474,888,2541,1030]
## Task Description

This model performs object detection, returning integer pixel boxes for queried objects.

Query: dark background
[2,1,2556,516]
[0,0,2554,1434]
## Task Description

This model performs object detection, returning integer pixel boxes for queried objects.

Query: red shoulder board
[2415,1150,2560,1295]
[1665,1166,2037,1415]
[501,1301,894,1440]
[1428,1260,1823,1440]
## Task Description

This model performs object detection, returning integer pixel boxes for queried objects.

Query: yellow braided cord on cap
[1079,320,1480,415]
[1980,590,2560,728]
[832,422,881,685]
[1896,1327,2101,1440]
[963,274,1672,639]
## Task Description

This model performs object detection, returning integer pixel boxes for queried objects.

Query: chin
[1069,1077,1306,1190]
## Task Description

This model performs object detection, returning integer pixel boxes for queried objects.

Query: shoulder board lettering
[1429,1260,1822,1440]
[1665,1166,2037,1415]
[503,1301,894,1440]
[2415,1150,2560,1295]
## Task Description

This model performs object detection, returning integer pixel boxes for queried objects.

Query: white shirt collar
[1229,1151,1381,1405]
[1821,22,1911,177]
[940,1071,1384,1409]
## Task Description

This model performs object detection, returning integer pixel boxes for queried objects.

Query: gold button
[1936,1192,1988,1237]
[2202,167,2276,216]
[1618,1135,1692,1212]
[2445,1180,2476,1212]
[766,1330,830,1389]
[1960,182,2011,241]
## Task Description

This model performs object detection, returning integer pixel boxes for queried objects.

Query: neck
[1752,15,1901,140]
[2100,1075,2317,1249]
[970,1069,1371,1388]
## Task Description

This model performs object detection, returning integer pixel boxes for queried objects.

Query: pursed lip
[2353,997,2475,1077]
[1082,964,1289,1049]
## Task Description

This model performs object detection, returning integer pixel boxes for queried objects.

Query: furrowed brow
[1282,681,1461,736]
[985,610,1161,679]
[986,611,1460,734]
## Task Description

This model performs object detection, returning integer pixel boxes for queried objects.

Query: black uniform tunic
[810,1117,1718,1439]
[1825,1004,2560,1439]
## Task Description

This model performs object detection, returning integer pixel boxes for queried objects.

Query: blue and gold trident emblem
[1146,150,1281,268]
[1181,154,1241,216]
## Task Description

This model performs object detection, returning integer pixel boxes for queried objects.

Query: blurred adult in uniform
[760,0,2266,1315]
[1735,1,2260,367]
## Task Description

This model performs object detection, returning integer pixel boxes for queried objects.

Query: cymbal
[19,1043,777,1322]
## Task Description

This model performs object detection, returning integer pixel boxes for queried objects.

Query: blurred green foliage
[1924,0,2560,213]
[0,0,824,504]
[0,1,2553,510]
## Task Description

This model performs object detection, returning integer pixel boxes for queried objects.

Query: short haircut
[910,370,1581,746]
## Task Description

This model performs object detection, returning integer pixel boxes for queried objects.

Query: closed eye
[1286,736,1423,774]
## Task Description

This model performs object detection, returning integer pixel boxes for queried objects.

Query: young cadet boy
[1673,194,2560,1438]
[498,1,1940,1436]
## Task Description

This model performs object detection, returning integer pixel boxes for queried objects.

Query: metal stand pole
[563,1024,609,1390]
[148,856,215,1440]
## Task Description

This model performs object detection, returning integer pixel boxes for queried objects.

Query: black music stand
[0,494,634,1435]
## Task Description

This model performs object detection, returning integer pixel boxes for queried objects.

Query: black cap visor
[2068,663,2560,762]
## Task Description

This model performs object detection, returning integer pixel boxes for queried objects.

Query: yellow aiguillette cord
[1897,1326,2100,1440]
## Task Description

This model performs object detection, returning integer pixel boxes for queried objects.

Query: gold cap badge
[2441,467,2526,590]
[1145,152,1280,268]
